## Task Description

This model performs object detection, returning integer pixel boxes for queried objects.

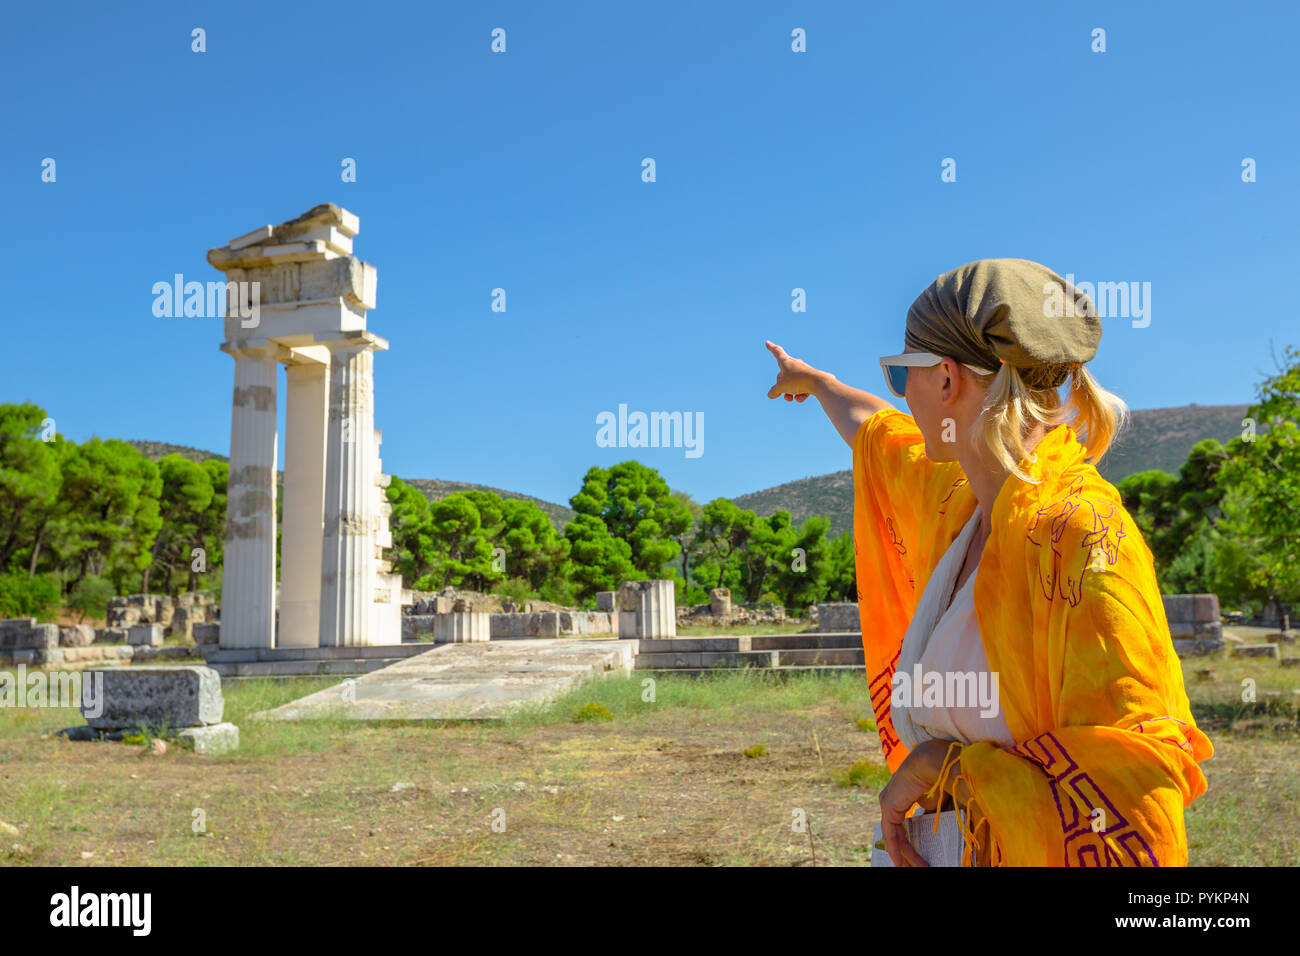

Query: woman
[765,258,1213,867]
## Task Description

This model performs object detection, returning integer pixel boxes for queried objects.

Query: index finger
[765,340,787,360]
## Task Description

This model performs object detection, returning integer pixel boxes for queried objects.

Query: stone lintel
[208,258,376,311]
[208,240,344,270]
[219,340,278,360]
[229,225,273,251]
[209,203,361,270]
[314,329,389,352]
[279,344,331,366]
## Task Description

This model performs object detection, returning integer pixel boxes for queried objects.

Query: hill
[402,479,576,530]
[732,404,1249,535]
[125,403,1249,540]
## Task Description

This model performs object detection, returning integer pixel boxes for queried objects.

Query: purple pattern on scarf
[1010,731,1159,867]
[1026,477,1126,607]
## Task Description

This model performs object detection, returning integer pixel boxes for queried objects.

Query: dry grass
[0,634,1295,866]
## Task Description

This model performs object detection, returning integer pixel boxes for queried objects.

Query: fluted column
[318,341,376,646]
[279,361,329,648]
[618,580,677,639]
[219,347,278,649]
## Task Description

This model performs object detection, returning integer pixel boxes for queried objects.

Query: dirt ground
[0,675,885,866]
[1,650,1296,867]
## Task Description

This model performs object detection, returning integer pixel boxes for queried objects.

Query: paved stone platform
[253,638,635,722]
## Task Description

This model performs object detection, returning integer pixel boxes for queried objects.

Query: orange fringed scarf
[853,408,1213,866]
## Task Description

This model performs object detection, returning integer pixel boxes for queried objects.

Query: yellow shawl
[853,408,1213,866]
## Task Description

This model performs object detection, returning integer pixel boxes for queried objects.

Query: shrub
[742,743,768,758]
[574,701,614,722]
[67,574,114,623]
[493,577,537,607]
[831,759,892,790]
[0,572,61,621]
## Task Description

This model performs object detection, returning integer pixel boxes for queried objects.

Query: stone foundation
[1165,593,1225,657]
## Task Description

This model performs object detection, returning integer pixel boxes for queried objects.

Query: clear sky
[4,1,1297,507]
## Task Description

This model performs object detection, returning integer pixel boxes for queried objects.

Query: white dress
[872,508,1014,867]
[892,506,1014,750]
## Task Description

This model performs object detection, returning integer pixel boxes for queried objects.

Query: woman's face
[902,346,962,462]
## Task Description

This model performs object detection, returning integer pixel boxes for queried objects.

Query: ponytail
[970,363,1129,484]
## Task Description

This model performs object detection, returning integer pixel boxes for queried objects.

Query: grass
[0,636,1295,866]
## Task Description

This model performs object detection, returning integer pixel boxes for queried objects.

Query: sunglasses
[878,352,998,398]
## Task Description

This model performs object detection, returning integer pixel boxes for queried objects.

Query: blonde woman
[766,258,1213,867]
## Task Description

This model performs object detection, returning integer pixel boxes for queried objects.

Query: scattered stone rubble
[401,587,617,640]
[676,587,790,628]
[103,590,217,642]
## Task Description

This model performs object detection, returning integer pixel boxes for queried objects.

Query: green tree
[689,498,754,592]
[425,493,495,590]
[54,439,162,593]
[1118,439,1229,594]
[1210,345,1300,626]
[0,403,62,573]
[564,513,636,598]
[386,476,437,584]
[570,461,692,578]
[821,532,857,602]
[145,455,214,594]
[768,514,831,608]
[194,459,227,592]
[494,497,572,601]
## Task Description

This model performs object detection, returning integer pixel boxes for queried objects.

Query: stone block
[1280,658,1300,669]
[1171,635,1226,657]
[489,613,528,639]
[107,605,142,627]
[168,606,202,638]
[536,612,560,639]
[177,722,239,756]
[1231,643,1279,659]
[434,612,490,644]
[94,626,130,644]
[1163,593,1223,625]
[816,603,861,633]
[1192,594,1220,623]
[401,615,439,641]
[59,624,96,647]
[0,619,59,650]
[128,624,164,647]
[710,588,732,617]
[596,591,616,613]
[80,665,225,730]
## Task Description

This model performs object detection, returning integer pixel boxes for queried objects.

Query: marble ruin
[209,204,402,651]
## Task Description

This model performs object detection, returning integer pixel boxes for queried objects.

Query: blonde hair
[967,362,1130,484]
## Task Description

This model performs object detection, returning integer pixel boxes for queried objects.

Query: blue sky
[4,1,1297,507]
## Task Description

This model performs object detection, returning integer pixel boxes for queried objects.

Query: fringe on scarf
[923,741,1006,867]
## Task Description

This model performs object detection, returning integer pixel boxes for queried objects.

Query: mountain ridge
[123,403,1247,537]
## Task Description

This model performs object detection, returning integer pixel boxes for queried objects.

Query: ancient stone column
[219,346,278,649]
[618,580,677,639]
[208,204,401,653]
[278,360,329,648]
[318,340,376,646]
